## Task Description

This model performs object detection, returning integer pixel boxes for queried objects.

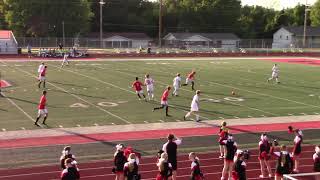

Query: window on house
[280,35,282,39]
[286,36,289,40]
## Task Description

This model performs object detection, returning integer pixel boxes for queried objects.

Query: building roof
[0,30,12,39]
[163,33,240,41]
[282,26,320,36]
[89,32,152,41]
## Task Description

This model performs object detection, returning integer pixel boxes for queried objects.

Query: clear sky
[149,0,317,10]
[241,0,316,10]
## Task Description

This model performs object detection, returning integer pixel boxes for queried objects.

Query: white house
[272,26,320,49]
[89,32,152,48]
[163,33,240,49]
[0,30,18,54]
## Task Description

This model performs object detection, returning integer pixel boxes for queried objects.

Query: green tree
[310,0,320,26]
[3,0,93,37]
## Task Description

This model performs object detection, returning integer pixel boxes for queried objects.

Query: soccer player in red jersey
[132,77,146,101]
[35,90,48,126]
[182,71,196,90]
[38,66,47,88]
[153,86,171,116]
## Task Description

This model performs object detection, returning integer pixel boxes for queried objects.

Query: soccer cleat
[152,109,155,112]
[34,122,40,126]
[196,119,201,122]
[42,122,46,125]
[267,79,270,83]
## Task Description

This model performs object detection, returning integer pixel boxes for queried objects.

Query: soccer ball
[231,91,235,95]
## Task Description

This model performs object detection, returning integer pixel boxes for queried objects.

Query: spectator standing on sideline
[313,145,320,172]
[272,145,294,180]
[27,44,32,58]
[60,146,76,169]
[162,134,182,180]
[123,153,140,180]
[60,158,80,180]
[156,152,172,180]
[220,134,237,180]
[258,134,273,178]
[113,144,127,180]
[218,121,229,159]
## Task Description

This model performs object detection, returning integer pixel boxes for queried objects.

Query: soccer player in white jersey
[144,74,155,100]
[61,53,70,68]
[172,73,181,96]
[184,90,201,122]
[267,64,280,83]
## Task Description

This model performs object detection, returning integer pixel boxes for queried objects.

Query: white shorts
[272,72,279,78]
[136,90,144,94]
[191,103,199,112]
[161,101,168,106]
[62,59,69,64]
[186,78,194,84]
[38,109,48,116]
[39,76,46,82]
[146,85,154,92]
[173,85,179,90]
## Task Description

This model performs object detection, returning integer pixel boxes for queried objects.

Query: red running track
[0,145,316,180]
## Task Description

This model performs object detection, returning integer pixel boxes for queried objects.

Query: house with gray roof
[272,26,320,48]
[89,32,152,48]
[163,32,240,49]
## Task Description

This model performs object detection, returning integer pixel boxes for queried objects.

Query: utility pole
[303,0,310,48]
[99,0,105,49]
[62,21,65,46]
[158,0,163,48]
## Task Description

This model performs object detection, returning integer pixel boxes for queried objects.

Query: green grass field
[1,58,320,131]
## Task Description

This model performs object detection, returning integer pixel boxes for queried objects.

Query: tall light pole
[99,0,105,49]
[303,0,310,48]
[158,0,163,48]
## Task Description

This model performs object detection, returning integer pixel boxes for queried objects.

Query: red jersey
[38,95,46,109]
[161,89,169,101]
[132,81,143,91]
[187,72,195,79]
[40,68,46,77]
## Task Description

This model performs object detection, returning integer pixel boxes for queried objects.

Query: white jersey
[63,54,69,61]
[38,64,44,73]
[272,66,279,73]
[191,94,199,111]
[173,76,181,87]
[144,78,154,87]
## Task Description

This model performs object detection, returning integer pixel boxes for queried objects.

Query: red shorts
[116,171,124,175]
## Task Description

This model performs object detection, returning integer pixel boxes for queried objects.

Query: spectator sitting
[123,153,140,180]
[60,158,80,180]
[313,145,320,172]
[60,146,76,169]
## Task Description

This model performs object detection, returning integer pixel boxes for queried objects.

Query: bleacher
[0,30,18,54]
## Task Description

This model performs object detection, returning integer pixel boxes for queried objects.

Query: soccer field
[1,58,320,131]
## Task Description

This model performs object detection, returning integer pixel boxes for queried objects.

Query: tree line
[0,0,319,39]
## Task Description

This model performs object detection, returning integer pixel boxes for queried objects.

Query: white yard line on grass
[118,62,278,116]
[205,80,320,109]
[1,61,131,124]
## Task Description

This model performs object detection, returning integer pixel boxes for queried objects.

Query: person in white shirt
[37,62,45,80]
[144,74,155,100]
[162,134,182,180]
[184,90,201,122]
[61,53,70,68]
[268,64,280,83]
[172,73,181,96]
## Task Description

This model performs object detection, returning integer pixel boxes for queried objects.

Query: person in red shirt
[38,66,47,88]
[153,86,171,116]
[35,90,48,126]
[132,77,146,101]
[182,71,196,91]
